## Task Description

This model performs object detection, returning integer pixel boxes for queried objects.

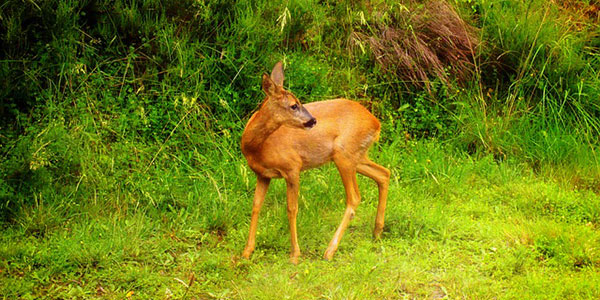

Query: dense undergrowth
[1,0,600,298]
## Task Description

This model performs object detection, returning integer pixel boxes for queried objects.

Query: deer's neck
[241,107,281,155]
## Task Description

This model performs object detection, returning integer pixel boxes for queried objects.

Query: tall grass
[0,0,598,223]
[350,0,479,88]
[450,0,600,169]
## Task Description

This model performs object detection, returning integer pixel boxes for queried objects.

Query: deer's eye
[290,104,299,110]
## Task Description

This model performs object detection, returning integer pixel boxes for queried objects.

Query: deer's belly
[299,148,333,170]
[247,160,283,178]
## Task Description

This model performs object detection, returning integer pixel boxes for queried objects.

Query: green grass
[2,140,599,299]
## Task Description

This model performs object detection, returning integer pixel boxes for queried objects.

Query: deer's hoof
[242,249,253,259]
[373,227,383,240]
[323,250,335,261]
[289,251,301,265]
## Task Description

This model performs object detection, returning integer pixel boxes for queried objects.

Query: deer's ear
[262,73,279,96]
[270,61,284,87]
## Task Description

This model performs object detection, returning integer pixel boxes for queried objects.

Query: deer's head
[261,62,316,129]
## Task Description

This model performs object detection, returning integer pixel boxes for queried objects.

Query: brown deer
[241,62,390,264]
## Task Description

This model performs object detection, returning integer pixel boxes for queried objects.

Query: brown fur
[241,62,390,263]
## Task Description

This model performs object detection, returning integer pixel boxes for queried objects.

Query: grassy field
[1,0,600,298]
[2,140,599,299]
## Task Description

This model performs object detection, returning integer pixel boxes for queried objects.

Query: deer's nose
[303,118,317,129]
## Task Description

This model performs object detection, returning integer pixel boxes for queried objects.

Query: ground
[1,141,599,299]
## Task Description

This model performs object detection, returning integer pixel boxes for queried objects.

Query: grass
[2,140,599,299]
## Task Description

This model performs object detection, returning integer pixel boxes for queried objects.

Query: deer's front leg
[242,176,270,259]
[285,172,301,264]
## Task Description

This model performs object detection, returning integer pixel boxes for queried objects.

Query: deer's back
[261,99,380,172]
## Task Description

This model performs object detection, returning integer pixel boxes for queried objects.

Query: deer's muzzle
[303,118,317,129]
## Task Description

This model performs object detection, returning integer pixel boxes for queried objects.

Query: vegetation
[1,0,599,298]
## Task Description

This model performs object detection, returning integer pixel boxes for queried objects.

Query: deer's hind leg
[242,176,271,259]
[357,157,390,239]
[324,153,361,260]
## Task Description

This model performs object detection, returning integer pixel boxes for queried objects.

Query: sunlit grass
[2,141,599,298]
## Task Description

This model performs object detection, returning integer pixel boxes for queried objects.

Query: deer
[240,62,390,264]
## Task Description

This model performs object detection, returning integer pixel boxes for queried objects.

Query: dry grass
[351,0,479,89]
[554,0,600,23]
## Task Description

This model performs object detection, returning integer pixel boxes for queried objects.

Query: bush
[1,0,599,223]
[350,0,479,89]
